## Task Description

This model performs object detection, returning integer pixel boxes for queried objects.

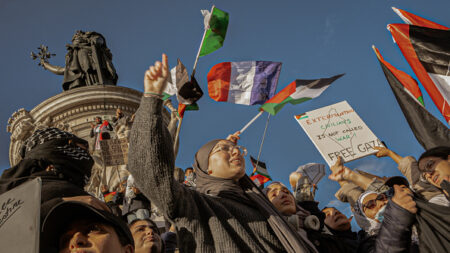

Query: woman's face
[207,140,246,181]
[419,155,450,188]
[361,193,388,220]
[266,184,297,215]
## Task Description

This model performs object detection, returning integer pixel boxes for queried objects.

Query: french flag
[207,61,282,105]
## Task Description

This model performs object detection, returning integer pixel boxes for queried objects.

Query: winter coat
[357,199,417,253]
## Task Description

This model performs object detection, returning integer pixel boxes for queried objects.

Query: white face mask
[374,205,387,223]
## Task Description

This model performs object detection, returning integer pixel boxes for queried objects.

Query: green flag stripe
[199,7,229,57]
[417,96,424,106]
[262,96,312,115]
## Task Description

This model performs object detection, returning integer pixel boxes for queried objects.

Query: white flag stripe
[228,61,257,105]
[428,73,450,105]
[163,67,178,96]
[290,83,331,100]
[392,7,413,25]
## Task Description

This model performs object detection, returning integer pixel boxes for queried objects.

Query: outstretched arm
[373,146,403,164]
[127,54,195,218]
[329,156,373,191]
[41,61,65,75]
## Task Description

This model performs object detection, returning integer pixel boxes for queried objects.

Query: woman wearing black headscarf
[127,54,316,252]
[0,127,107,220]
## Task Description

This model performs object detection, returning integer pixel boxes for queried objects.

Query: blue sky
[1,0,449,229]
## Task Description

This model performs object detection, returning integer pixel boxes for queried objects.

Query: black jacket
[122,193,150,215]
[357,200,417,253]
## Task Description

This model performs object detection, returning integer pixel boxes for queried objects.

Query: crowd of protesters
[0,53,449,253]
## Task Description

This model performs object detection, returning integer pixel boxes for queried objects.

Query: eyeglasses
[362,193,387,211]
[419,158,438,173]
[211,144,248,156]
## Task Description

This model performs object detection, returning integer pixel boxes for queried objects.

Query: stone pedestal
[7,85,143,167]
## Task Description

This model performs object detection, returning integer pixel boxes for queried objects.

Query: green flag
[199,7,229,57]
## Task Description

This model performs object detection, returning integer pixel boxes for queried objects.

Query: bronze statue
[31,31,118,90]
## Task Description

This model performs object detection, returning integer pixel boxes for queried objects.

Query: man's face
[323,207,351,231]
[59,219,132,253]
[419,155,450,188]
[361,193,388,220]
[266,184,297,215]
[130,220,162,253]
[185,169,193,177]
[207,140,246,181]
[95,118,102,124]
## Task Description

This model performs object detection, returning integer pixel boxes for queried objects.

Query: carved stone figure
[32,31,118,91]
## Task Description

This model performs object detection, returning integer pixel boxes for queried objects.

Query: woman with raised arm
[127,54,316,253]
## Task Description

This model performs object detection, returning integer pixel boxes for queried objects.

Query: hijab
[353,191,382,236]
[193,139,316,253]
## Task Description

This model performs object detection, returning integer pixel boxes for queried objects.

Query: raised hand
[373,146,391,158]
[391,184,417,214]
[144,53,169,95]
[226,131,241,144]
[329,156,352,182]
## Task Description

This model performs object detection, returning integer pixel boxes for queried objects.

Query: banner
[0,178,41,253]
[295,101,383,166]
[100,138,129,166]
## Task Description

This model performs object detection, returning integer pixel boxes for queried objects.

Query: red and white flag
[388,24,450,124]
[392,7,448,30]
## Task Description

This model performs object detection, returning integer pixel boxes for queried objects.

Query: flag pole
[173,116,183,156]
[192,5,215,77]
[254,113,271,174]
[239,111,264,133]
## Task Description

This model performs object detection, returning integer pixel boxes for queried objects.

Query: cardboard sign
[295,101,383,166]
[100,138,129,166]
[0,178,41,253]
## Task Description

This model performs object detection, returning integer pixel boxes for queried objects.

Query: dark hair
[128,218,160,235]
[185,167,194,172]
[419,146,450,163]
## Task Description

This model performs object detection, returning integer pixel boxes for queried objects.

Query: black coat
[122,193,150,215]
[357,200,417,253]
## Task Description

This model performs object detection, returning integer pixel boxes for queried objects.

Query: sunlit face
[267,184,297,215]
[419,156,450,188]
[185,169,194,177]
[361,193,388,220]
[323,207,351,231]
[59,219,132,253]
[207,140,246,181]
[130,220,162,253]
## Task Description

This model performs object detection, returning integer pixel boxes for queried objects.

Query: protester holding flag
[127,54,316,252]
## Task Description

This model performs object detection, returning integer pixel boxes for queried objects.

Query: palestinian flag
[373,46,424,105]
[388,24,450,123]
[373,46,450,149]
[199,6,229,57]
[103,191,117,203]
[178,103,199,118]
[392,7,448,30]
[261,74,344,115]
[250,156,271,180]
[250,174,269,187]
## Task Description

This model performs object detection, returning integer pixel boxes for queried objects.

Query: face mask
[186,173,196,182]
[374,205,387,223]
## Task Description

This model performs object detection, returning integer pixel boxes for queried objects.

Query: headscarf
[193,139,316,253]
[353,191,382,236]
[0,128,94,192]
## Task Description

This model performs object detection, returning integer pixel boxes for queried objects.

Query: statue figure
[31,30,118,91]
